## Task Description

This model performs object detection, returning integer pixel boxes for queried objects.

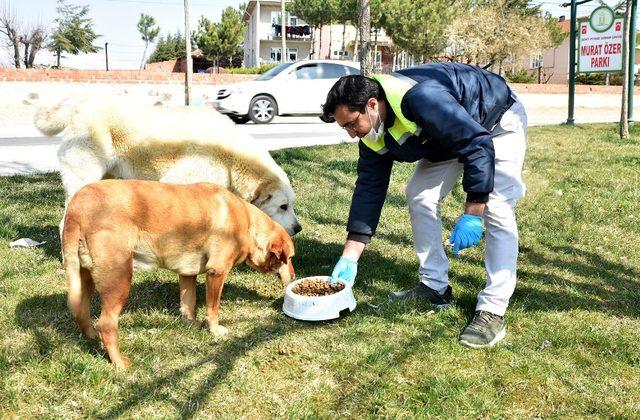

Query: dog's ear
[251,184,273,208]
[268,230,294,264]
[268,231,295,283]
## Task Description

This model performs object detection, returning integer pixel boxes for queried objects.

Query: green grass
[1,123,639,418]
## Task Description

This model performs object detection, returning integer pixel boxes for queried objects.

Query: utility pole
[358,0,372,77]
[184,0,192,106]
[281,0,287,63]
[105,42,109,71]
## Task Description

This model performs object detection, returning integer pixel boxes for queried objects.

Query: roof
[244,0,294,22]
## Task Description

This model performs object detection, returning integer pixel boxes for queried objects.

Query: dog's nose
[293,223,302,235]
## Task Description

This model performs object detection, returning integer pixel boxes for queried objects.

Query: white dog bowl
[283,276,357,321]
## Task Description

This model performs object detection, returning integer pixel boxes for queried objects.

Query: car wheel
[228,114,250,124]
[249,95,277,124]
[319,114,335,123]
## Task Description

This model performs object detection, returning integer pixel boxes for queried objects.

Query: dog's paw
[84,326,99,339]
[209,324,229,338]
[179,308,196,323]
[112,355,131,370]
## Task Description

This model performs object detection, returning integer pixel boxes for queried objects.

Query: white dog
[34,95,302,236]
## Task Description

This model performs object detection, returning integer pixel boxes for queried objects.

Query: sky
[0,0,627,70]
[1,0,243,69]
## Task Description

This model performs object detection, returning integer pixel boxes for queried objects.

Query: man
[323,63,527,348]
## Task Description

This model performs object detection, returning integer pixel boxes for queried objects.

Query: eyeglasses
[341,112,361,133]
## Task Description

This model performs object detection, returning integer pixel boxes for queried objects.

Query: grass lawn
[1,123,639,418]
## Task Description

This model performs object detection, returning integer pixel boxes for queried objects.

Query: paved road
[0,117,355,176]
[0,106,634,176]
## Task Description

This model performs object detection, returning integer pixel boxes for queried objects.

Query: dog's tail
[62,209,96,338]
[34,97,77,136]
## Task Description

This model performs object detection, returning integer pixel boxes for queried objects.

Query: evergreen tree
[147,31,186,63]
[137,13,160,69]
[193,7,245,68]
[48,0,100,67]
[379,0,464,61]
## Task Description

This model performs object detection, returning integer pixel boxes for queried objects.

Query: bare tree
[619,0,632,139]
[20,23,48,68]
[0,2,21,68]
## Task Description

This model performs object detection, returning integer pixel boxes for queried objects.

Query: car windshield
[256,62,295,81]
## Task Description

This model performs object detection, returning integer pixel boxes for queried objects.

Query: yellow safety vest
[360,73,423,154]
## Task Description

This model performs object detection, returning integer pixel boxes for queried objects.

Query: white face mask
[362,107,384,142]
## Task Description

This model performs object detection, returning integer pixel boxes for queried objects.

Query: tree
[147,31,186,63]
[137,13,160,69]
[379,0,463,61]
[20,24,48,68]
[0,2,21,68]
[0,2,48,68]
[289,0,333,58]
[48,0,101,68]
[447,0,561,70]
[193,6,245,69]
[620,0,632,139]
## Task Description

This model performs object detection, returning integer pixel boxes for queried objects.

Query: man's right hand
[330,256,358,286]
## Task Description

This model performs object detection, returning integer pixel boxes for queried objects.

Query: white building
[243,0,313,68]
[242,0,415,71]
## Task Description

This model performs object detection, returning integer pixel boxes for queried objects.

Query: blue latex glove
[330,256,358,286]
[449,214,484,256]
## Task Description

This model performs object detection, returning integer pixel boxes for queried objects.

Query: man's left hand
[449,214,484,255]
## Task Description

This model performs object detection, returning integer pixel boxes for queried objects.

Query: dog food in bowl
[291,277,345,296]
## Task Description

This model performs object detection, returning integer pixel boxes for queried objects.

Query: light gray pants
[406,99,527,316]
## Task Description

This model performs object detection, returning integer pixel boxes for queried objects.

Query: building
[242,0,313,68]
[242,0,416,71]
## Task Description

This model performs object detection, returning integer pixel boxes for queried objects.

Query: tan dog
[62,179,295,368]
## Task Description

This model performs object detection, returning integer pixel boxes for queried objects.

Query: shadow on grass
[11,236,443,417]
[515,243,640,317]
[4,219,62,262]
[0,172,65,261]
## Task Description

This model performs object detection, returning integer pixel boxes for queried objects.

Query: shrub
[505,69,536,84]
[227,63,279,74]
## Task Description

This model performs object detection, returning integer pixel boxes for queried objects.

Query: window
[530,55,542,69]
[271,11,281,25]
[256,62,294,81]
[270,47,298,63]
[271,12,298,26]
[317,63,350,79]
[373,50,382,69]
[344,65,360,76]
[294,64,321,79]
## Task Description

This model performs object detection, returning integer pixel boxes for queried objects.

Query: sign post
[567,0,578,125]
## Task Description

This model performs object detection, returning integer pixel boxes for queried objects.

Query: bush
[505,69,536,84]
[575,72,625,86]
[227,63,279,74]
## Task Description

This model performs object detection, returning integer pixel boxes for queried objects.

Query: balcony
[266,24,312,41]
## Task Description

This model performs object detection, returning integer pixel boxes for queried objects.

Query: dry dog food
[292,278,345,296]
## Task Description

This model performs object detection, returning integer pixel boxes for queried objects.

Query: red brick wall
[1,68,638,93]
[144,60,179,73]
[0,68,258,84]
[510,82,640,95]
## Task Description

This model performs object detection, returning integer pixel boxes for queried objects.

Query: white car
[212,59,361,124]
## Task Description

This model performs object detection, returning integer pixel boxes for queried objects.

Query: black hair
[322,75,385,120]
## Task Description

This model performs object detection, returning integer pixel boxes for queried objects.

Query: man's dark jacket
[347,62,516,244]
